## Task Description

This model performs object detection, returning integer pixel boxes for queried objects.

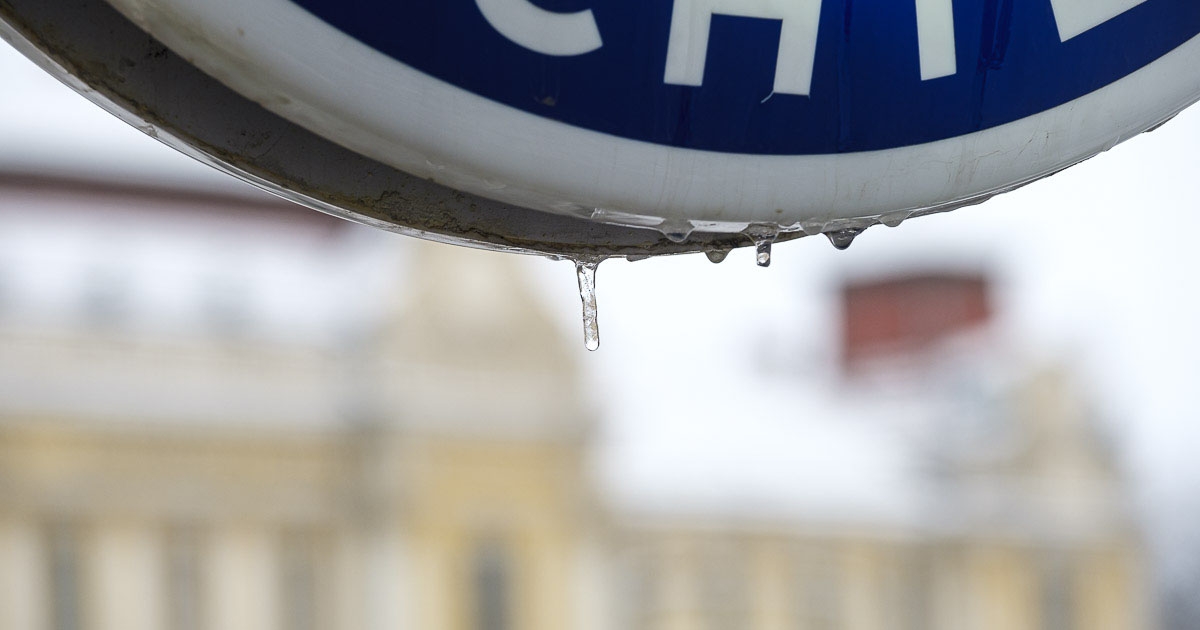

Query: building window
[899,548,933,630]
[617,548,658,630]
[1041,552,1074,630]
[700,540,749,630]
[165,525,204,630]
[47,522,84,630]
[794,546,841,630]
[281,531,326,630]
[472,540,513,630]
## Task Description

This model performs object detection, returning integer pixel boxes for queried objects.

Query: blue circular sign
[95,0,1200,234]
[290,0,1200,154]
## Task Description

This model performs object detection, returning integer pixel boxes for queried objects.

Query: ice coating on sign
[575,259,601,351]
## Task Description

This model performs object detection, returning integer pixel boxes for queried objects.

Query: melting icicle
[825,227,865,251]
[705,248,730,264]
[575,260,601,351]
[755,240,772,267]
[744,224,778,268]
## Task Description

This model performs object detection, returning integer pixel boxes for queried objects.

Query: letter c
[476,0,603,56]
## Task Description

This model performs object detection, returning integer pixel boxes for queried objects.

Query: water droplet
[825,227,865,251]
[575,259,601,351]
[755,241,772,267]
[879,212,907,228]
[705,248,730,264]
[658,219,695,244]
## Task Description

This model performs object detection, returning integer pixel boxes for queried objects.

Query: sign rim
[1,0,793,257]
[104,0,1200,232]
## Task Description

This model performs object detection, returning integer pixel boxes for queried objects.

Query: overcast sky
[2,39,1199,538]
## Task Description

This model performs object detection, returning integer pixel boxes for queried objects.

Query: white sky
[2,38,1199,538]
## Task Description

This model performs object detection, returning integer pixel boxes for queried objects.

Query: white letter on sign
[1049,0,1147,41]
[664,0,823,96]
[915,0,956,80]
[476,0,603,56]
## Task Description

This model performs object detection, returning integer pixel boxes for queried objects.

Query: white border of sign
[109,0,1200,231]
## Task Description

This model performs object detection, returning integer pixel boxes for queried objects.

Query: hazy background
[2,36,1199,630]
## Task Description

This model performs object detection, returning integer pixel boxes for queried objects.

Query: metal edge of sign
[0,0,796,259]
[101,0,1200,231]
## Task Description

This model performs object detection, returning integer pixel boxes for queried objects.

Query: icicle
[575,259,601,351]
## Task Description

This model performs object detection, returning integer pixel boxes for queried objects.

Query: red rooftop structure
[841,272,992,370]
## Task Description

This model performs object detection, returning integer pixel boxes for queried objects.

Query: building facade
[0,175,1151,630]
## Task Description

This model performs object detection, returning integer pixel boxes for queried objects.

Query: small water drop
[879,212,908,228]
[658,220,695,244]
[575,259,601,351]
[825,227,865,251]
[705,248,730,264]
[755,241,772,267]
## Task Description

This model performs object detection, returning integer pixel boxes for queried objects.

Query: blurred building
[0,173,1150,630]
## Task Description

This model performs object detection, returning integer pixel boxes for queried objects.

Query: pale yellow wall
[0,424,1153,630]
[405,437,588,630]
[967,546,1040,630]
[928,548,969,630]
[748,538,789,630]
[1074,548,1142,630]
[841,542,891,630]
